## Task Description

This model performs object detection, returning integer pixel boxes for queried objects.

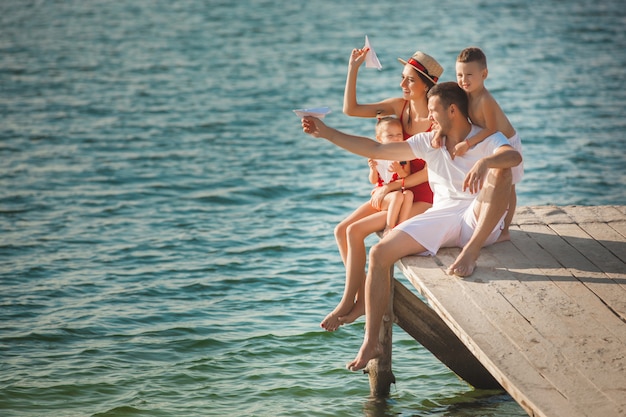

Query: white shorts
[509,133,524,185]
[395,199,505,256]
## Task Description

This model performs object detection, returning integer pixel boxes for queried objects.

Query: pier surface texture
[398,205,626,417]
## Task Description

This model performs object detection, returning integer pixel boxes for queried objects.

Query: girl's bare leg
[407,200,432,219]
[334,202,378,266]
[333,199,432,328]
[322,211,387,331]
[397,191,415,224]
[384,191,403,232]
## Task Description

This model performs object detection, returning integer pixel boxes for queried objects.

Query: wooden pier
[368,205,626,417]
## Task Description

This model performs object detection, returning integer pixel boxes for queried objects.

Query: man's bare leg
[497,185,516,243]
[347,230,427,371]
[448,168,512,277]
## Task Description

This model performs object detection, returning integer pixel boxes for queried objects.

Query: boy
[433,47,523,240]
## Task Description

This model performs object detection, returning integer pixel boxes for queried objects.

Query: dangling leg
[322,210,386,331]
[347,229,427,370]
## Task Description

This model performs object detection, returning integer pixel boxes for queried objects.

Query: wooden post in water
[365,266,396,397]
[365,269,500,396]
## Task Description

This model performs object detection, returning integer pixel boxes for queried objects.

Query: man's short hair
[427,82,469,119]
[457,47,487,69]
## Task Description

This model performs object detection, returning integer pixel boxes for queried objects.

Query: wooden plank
[397,206,626,417]
[476,237,625,413]
[400,254,582,417]
[432,250,620,417]
[509,226,626,343]
[550,221,626,283]
[520,222,626,320]
[562,205,626,225]
[609,220,626,241]
[575,220,626,265]
[392,278,500,389]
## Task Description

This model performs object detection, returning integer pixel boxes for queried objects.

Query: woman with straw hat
[321,48,444,332]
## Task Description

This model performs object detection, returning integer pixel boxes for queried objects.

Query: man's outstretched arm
[301,116,414,162]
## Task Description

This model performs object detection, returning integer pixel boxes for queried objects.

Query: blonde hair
[375,116,402,136]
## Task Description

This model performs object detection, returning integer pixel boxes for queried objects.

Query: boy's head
[457,47,487,68]
[375,117,404,144]
[455,47,488,94]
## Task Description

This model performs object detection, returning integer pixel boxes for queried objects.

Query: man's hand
[463,158,488,194]
[301,116,325,138]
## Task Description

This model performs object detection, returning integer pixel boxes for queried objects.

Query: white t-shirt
[407,125,510,207]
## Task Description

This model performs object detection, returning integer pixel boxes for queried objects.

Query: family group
[300,43,523,371]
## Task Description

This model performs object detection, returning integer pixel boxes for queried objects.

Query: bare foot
[321,300,356,331]
[495,229,510,243]
[321,309,347,332]
[446,248,479,277]
[346,340,382,371]
[447,261,476,277]
[339,299,365,325]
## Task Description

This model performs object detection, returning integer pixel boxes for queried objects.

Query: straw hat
[398,51,443,84]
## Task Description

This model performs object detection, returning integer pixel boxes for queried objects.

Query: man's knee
[369,240,399,270]
[489,167,513,186]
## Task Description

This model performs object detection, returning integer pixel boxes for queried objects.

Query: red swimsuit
[399,101,434,204]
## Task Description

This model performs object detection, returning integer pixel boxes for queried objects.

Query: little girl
[368,117,413,234]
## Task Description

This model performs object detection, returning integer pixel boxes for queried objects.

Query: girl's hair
[375,116,402,134]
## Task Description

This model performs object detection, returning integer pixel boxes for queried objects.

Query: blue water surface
[1,0,625,416]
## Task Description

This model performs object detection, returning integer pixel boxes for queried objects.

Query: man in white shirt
[301,81,522,371]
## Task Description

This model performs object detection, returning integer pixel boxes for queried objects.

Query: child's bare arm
[368,159,378,184]
[453,127,495,158]
[454,97,500,158]
[382,162,428,194]
[389,161,410,178]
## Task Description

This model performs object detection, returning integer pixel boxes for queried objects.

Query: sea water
[1,0,625,416]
